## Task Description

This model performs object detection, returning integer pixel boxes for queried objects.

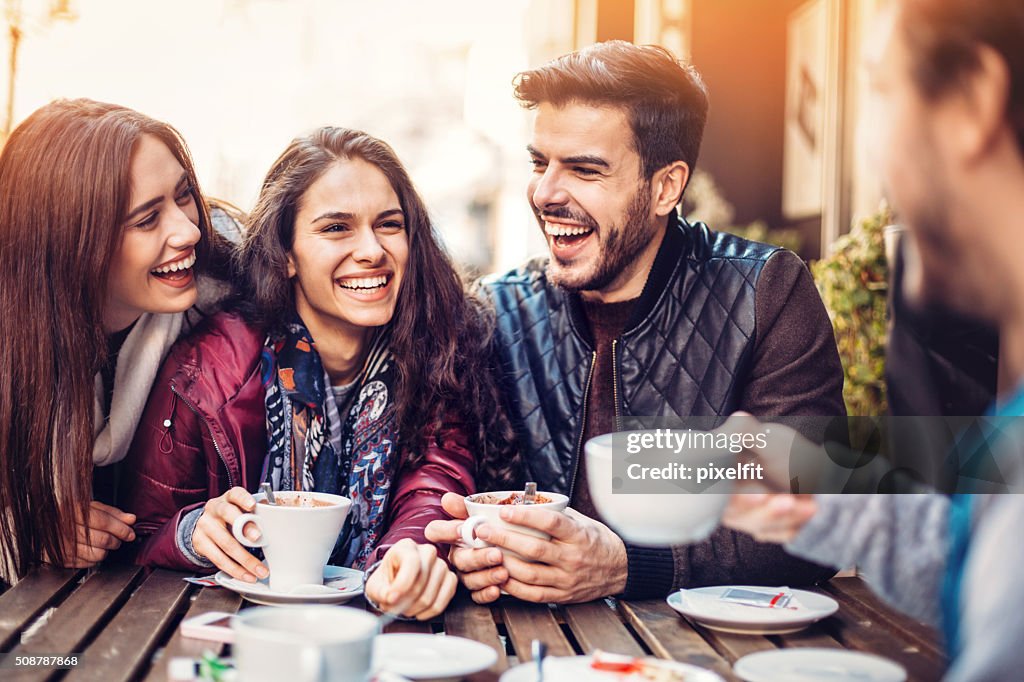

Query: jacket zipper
[612,339,622,432]
[567,351,598,502]
[169,384,235,489]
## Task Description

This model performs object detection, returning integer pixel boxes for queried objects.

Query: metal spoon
[531,639,547,681]
[259,482,277,505]
[523,481,538,505]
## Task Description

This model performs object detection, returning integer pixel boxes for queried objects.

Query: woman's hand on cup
[365,538,458,621]
[191,487,269,583]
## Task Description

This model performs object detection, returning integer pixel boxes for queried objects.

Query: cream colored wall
[846,0,887,229]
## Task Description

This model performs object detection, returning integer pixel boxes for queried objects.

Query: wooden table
[0,565,947,681]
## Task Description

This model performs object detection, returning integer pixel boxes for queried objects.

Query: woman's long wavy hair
[0,99,231,579]
[234,127,520,488]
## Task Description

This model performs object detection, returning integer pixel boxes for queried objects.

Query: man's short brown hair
[901,0,1024,155]
[514,40,709,184]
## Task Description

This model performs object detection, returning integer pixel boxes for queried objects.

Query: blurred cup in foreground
[232,605,376,682]
[585,431,735,546]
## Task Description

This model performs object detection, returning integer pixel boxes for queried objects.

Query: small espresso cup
[460,490,569,561]
[233,605,377,682]
[231,491,351,592]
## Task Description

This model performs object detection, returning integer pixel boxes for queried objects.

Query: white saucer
[667,586,838,635]
[499,655,724,681]
[374,633,497,681]
[734,649,906,682]
[213,564,363,606]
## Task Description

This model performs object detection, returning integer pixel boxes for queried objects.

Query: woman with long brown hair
[0,99,234,582]
[121,127,519,619]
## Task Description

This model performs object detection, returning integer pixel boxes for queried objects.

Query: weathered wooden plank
[822,599,947,682]
[383,619,434,634]
[562,601,644,657]
[693,626,778,663]
[143,586,243,682]
[619,600,736,681]
[823,577,946,661]
[444,594,507,681]
[772,621,844,649]
[499,600,574,661]
[0,567,83,651]
[5,564,144,682]
[64,570,193,682]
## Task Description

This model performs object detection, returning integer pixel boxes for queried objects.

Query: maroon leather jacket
[119,311,475,572]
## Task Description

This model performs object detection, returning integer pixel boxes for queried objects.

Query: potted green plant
[811,206,893,416]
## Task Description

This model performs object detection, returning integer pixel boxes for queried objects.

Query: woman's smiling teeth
[337,274,389,292]
[151,251,196,278]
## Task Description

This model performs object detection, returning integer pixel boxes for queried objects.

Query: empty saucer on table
[499,655,725,681]
[667,586,838,635]
[213,564,363,606]
[374,634,497,682]
[734,649,907,682]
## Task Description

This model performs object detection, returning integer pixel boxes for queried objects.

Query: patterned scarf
[261,319,397,568]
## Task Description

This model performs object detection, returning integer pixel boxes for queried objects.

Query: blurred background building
[0,0,888,270]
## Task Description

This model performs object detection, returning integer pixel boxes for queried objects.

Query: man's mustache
[537,206,598,229]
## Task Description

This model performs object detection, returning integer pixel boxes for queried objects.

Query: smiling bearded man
[426,40,847,605]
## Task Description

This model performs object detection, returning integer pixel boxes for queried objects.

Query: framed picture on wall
[783,0,828,220]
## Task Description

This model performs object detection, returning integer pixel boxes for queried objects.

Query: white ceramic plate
[667,586,838,635]
[374,634,497,682]
[213,564,363,606]
[500,655,725,682]
[733,648,906,682]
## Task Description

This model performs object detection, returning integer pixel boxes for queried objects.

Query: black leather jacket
[481,215,782,492]
[480,215,843,596]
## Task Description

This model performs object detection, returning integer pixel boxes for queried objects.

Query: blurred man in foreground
[723,1,1024,679]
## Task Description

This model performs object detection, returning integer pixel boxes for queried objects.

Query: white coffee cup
[233,605,376,682]
[585,431,735,546]
[460,490,569,562]
[231,491,351,592]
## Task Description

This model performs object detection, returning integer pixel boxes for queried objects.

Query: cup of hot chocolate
[459,490,569,562]
[231,491,351,592]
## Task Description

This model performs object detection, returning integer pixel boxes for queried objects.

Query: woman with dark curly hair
[120,127,519,619]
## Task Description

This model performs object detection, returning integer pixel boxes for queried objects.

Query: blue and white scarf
[261,319,397,568]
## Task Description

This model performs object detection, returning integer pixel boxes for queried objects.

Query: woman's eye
[175,186,195,206]
[378,221,404,231]
[133,212,159,230]
[323,223,349,233]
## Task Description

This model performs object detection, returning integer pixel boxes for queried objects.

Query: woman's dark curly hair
[233,127,520,489]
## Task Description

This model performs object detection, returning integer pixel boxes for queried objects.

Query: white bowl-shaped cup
[233,605,377,682]
[461,490,569,562]
[231,491,351,592]
[585,432,735,546]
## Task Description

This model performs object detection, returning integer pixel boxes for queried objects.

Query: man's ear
[956,44,1011,167]
[652,161,690,217]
